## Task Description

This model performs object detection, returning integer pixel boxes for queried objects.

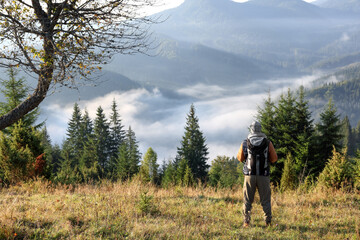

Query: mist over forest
[33,0,360,160]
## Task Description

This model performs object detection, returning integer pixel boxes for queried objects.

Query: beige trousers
[243,175,272,224]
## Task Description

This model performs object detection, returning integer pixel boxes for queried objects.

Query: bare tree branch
[0,0,157,129]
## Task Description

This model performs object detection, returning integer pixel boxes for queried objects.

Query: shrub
[318,147,353,190]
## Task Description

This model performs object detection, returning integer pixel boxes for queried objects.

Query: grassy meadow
[0,180,359,240]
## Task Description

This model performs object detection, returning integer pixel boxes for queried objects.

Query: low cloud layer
[43,74,318,163]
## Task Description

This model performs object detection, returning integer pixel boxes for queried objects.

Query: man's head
[249,121,262,134]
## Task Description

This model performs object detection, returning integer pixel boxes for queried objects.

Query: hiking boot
[243,222,250,227]
[266,222,271,227]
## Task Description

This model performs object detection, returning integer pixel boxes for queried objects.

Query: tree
[177,104,209,181]
[0,0,156,129]
[62,103,83,165]
[280,153,297,192]
[0,67,42,133]
[256,90,276,143]
[313,99,343,175]
[293,86,314,178]
[160,160,177,188]
[270,89,297,184]
[318,148,353,190]
[0,120,44,184]
[109,99,125,163]
[341,116,356,156]
[209,156,240,188]
[139,147,159,184]
[176,158,194,187]
[114,126,141,181]
[93,106,110,175]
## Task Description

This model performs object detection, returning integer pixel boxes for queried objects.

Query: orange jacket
[237,141,278,164]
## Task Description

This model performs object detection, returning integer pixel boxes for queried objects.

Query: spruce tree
[0,67,42,133]
[341,116,356,156]
[114,126,141,181]
[280,153,297,192]
[109,99,125,160]
[139,147,159,184]
[271,89,297,184]
[161,160,177,188]
[293,86,314,178]
[313,99,343,176]
[93,106,111,176]
[257,90,276,143]
[177,104,209,181]
[176,158,194,187]
[0,68,45,184]
[62,103,83,163]
[209,156,240,188]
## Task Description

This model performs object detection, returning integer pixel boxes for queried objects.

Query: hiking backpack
[243,138,270,176]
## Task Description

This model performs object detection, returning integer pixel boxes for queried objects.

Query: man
[237,121,278,227]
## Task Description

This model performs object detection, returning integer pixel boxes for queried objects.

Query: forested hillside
[307,63,360,126]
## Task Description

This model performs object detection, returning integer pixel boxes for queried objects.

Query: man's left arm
[269,141,278,164]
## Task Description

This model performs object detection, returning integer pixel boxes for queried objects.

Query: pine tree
[79,137,100,182]
[139,147,159,184]
[0,67,42,133]
[0,121,44,184]
[293,86,314,178]
[318,148,353,189]
[209,156,240,188]
[176,158,194,187]
[177,104,209,181]
[280,153,297,192]
[62,103,83,163]
[257,90,276,143]
[0,68,45,184]
[93,106,111,176]
[161,160,177,188]
[341,116,356,156]
[313,99,343,176]
[109,99,125,160]
[271,89,297,184]
[114,126,141,181]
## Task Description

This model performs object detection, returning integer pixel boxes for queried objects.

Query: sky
[40,0,328,163]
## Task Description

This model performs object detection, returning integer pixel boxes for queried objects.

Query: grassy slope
[0,180,359,240]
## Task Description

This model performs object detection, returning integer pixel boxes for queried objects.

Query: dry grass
[0,180,359,239]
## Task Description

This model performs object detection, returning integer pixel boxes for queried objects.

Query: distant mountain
[44,70,142,105]
[307,63,360,126]
[106,38,291,91]
[314,0,360,13]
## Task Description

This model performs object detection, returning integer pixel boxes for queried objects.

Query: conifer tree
[62,103,83,163]
[271,89,297,184]
[81,109,93,143]
[176,158,194,187]
[209,156,240,188]
[93,106,111,176]
[114,126,141,181]
[109,99,125,160]
[280,153,297,192]
[257,91,276,143]
[161,160,177,188]
[318,148,353,189]
[79,137,100,182]
[0,121,44,184]
[177,104,209,181]
[313,99,343,175]
[0,69,45,184]
[293,86,314,178]
[139,147,159,184]
[341,116,356,156]
[0,67,42,133]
